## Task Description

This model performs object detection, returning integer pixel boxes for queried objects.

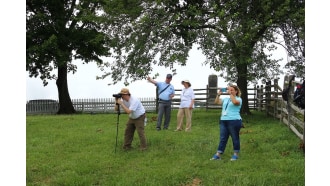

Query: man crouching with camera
[114,88,147,151]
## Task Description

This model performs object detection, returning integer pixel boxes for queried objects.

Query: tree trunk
[236,58,252,115]
[237,75,251,115]
[56,63,76,114]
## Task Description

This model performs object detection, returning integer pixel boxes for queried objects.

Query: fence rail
[257,77,305,143]
[26,86,257,114]
[26,98,157,114]
[26,76,304,144]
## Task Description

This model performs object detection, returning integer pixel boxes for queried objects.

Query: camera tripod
[115,103,120,153]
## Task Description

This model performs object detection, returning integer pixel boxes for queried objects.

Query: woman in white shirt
[175,80,195,132]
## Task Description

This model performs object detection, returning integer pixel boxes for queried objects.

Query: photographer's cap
[166,74,172,79]
[119,88,130,95]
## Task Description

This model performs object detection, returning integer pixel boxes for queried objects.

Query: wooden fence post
[82,99,85,113]
[303,109,305,146]
[257,85,263,111]
[206,85,209,110]
[253,85,257,110]
[274,78,279,117]
[283,75,296,126]
[265,81,271,116]
[256,85,260,111]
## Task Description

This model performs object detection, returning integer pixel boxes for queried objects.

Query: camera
[220,88,227,92]
[112,94,122,98]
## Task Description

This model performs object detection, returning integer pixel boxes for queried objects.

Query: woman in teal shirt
[210,84,243,161]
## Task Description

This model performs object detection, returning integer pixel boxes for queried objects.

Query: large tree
[26,0,112,114]
[278,0,305,78]
[99,0,304,114]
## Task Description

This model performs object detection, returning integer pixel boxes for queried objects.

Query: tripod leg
[115,113,119,153]
[115,104,121,153]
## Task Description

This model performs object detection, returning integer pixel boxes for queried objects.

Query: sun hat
[181,80,191,87]
[119,88,130,95]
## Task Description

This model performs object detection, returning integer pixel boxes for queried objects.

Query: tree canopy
[100,0,305,114]
[26,0,112,114]
[26,0,304,114]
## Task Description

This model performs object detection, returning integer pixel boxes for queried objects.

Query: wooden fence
[26,75,304,143]
[26,86,257,115]
[26,98,156,114]
[257,76,305,143]
[157,86,258,112]
[26,99,60,114]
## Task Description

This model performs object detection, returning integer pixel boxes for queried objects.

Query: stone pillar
[208,74,218,99]
[207,74,218,110]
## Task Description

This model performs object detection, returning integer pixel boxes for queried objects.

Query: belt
[158,99,170,102]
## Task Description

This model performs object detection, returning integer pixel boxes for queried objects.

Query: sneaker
[230,155,238,161]
[156,128,161,131]
[210,154,220,160]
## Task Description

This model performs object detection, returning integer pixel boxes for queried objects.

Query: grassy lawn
[26,109,304,186]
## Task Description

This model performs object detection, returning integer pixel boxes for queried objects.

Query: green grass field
[26,109,304,186]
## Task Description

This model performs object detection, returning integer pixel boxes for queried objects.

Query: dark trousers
[157,101,172,129]
[217,119,242,154]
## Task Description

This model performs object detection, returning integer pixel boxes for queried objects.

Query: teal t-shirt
[220,97,242,120]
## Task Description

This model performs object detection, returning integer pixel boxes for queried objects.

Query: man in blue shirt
[147,74,175,131]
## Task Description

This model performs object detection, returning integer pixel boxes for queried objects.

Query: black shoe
[163,128,168,130]
[156,128,161,131]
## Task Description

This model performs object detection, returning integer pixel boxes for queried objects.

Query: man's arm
[147,76,157,85]
[169,85,175,99]
[116,99,132,114]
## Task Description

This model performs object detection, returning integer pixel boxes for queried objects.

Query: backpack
[293,80,305,109]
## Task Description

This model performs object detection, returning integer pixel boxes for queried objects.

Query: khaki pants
[176,108,193,131]
[123,114,147,150]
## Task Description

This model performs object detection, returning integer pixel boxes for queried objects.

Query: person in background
[115,88,147,151]
[210,84,243,161]
[147,74,175,131]
[175,80,195,132]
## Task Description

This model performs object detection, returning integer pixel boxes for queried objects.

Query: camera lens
[112,94,122,98]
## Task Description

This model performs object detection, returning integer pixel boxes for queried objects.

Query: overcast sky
[3,1,330,185]
[25,44,290,101]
